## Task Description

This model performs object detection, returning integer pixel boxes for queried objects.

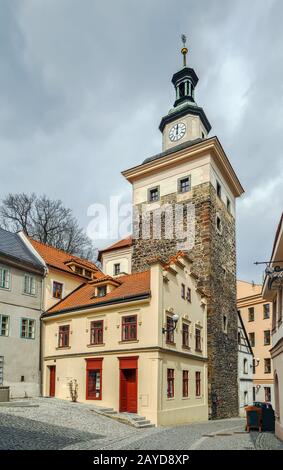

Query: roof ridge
[29,236,99,269]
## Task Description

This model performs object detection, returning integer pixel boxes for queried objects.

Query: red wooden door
[49,366,56,397]
[120,369,137,413]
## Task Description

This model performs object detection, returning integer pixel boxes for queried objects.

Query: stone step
[134,420,151,426]
[136,423,155,429]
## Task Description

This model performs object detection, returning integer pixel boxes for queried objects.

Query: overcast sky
[0,0,282,283]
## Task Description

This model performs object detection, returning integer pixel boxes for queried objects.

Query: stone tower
[122,38,244,419]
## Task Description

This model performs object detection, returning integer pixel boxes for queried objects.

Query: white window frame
[0,314,9,337]
[0,266,11,290]
[20,318,36,340]
[23,274,36,296]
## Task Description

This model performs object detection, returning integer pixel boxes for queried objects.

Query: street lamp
[162,313,179,335]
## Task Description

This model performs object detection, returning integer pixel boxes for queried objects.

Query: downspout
[39,266,48,396]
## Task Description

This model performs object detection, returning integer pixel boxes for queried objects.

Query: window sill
[182,345,191,351]
[166,397,175,401]
[182,397,190,400]
[56,346,71,350]
[119,339,139,344]
[195,349,203,353]
[87,343,105,348]
[166,342,176,346]
[22,292,36,297]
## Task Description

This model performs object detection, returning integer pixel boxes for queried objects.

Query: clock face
[169,122,186,142]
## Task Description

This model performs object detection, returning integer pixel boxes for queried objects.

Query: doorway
[119,357,138,413]
[49,366,56,397]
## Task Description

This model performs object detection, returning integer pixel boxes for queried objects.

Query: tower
[122,37,244,418]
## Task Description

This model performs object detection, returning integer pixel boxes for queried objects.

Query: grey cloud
[0,0,282,282]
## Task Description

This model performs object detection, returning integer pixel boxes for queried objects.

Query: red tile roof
[46,270,150,315]
[98,236,132,260]
[29,238,103,279]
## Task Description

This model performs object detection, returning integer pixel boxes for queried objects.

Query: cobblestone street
[0,398,283,450]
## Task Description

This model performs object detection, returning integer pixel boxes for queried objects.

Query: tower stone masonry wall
[131,181,239,419]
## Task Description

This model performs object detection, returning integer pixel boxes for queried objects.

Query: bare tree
[0,193,96,260]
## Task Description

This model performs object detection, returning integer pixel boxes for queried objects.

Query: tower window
[226,198,231,214]
[178,82,186,98]
[223,314,228,333]
[178,176,191,194]
[216,181,222,199]
[148,187,160,202]
[216,215,222,234]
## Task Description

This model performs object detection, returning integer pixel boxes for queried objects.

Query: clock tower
[160,36,211,151]
[122,37,244,420]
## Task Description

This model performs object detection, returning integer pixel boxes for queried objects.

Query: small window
[0,315,9,337]
[253,387,256,401]
[249,332,255,347]
[264,358,271,374]
[90,321,103,345]
[238,331,241,344]
[182,322,189,348]
[202,132,205,139]
[114,263,121,276]
[148,187,159,202]
[183,370,189,398]
[122,315,137,341]
[264,386,271,402]
[21,318,35,340]
[187,287,191,303]
[244,391,248,405]
[216,181,222,198]
[0,267,10,290]
[24,274,36,295]
[223,314,228,333]
[84,270,92,279]
[196,371,201,397]
[53,281,63,299]
[263,304,270,319]
[167,369,174,398]
[178,176,191,194]
[166,316,175,344]
[195,327,202,352]
[226,197,231,214]
[216,215,222,233]
[97,286,107,298]
[248,307,255,322]
[58,325,70,348]
[243,358,248,374]
[181,283,185,299]
[264,330,271,346]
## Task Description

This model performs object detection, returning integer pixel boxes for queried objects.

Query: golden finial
[181,34,188,67]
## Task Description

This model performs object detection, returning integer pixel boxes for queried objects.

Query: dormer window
[97,286,107,298]
[74,266,83,275]
[85,270,92,279]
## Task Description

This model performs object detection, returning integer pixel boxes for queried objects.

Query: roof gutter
[42,292,151,318]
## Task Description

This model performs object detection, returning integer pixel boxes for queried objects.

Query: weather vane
[181,34,188,67]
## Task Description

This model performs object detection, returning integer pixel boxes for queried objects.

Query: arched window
[243,358,248,374]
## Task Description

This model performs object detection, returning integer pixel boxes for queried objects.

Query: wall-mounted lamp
[254,358,260,368]
[162,314,179,334]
